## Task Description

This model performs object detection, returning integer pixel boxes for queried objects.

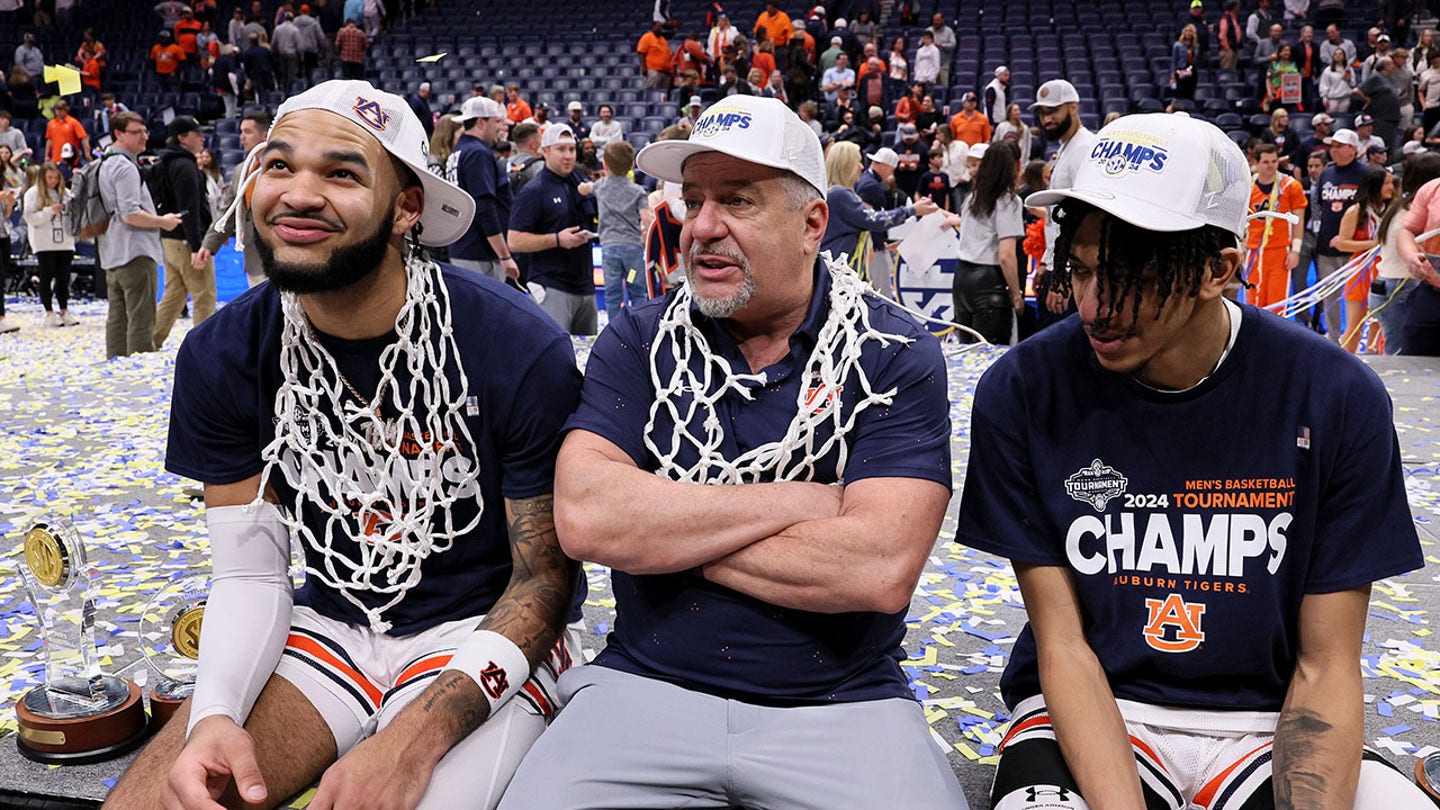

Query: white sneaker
[60,312,79,326]
[43,312,61,328]
[0,318,17,334]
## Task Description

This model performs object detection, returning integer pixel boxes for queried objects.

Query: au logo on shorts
[1064,459,1128,511]
[1142,593,1206,653]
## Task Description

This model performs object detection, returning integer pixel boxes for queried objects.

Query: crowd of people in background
[6,0,1440,356]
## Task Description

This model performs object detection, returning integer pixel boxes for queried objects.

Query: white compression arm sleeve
[186,502,295,738]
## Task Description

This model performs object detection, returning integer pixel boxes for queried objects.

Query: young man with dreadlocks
[104,80,584,810]
[957,113,1427,810]
[498,95,971,809]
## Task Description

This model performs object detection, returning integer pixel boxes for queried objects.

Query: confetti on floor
[0,301,1436,808]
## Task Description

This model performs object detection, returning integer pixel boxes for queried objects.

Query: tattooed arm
[1272,586,1370,810]
[307,494,579,810]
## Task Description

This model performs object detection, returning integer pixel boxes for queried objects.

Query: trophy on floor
[13,515,149,763]
[140,575,207,729]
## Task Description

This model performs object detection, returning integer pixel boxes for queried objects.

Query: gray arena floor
[0,300,1437,808]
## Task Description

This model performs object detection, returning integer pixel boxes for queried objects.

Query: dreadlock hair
[1049,198,1236,330]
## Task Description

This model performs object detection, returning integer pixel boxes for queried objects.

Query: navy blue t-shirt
[957,306,1423,712]
[509,167,593,296]
[166,264,586,636]
[448,134,511,262]
[565,264,952,704]
[1314,160,1369,257]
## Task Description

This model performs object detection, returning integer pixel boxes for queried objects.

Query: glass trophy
[140,575,208,729]
[14,515,149,763]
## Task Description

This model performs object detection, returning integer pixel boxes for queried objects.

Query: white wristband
[446,630,529,717]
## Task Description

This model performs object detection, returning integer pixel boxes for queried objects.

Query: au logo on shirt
[1142,593,1206,653]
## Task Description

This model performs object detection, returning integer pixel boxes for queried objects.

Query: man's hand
[913,197,939,217]
[1286,249,1301,271]
[577,181,594,195]
[1012,290,1026,313]
[1046,288,1070,314]
[556,225,589,249]
[193,247,212,267]
[306,729,432,810]
[501,255,520,280]
[163,715,268,810]
[159,212,185,230]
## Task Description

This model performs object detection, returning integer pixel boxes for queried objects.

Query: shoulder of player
[1236,304,1384,396]
[177,284,279,376]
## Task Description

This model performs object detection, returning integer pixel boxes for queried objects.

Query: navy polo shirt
[166,264,587,635]
[509,166,593,295]
[448,134,511,262]
[565,263,953,704]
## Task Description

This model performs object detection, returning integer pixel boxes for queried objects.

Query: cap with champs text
[635,95,826,196]
[1030,79,1081,109]
[1027,112,1252,239]
[271,79,474,247]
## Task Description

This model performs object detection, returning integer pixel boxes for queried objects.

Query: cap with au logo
[270,79,475,247]
[635,95,826,196]
[1027,112,1251,239]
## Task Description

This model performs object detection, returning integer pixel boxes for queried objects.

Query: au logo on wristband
[479,661,510,701]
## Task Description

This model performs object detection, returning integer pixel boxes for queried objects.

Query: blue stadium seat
[1216,112,1243,130]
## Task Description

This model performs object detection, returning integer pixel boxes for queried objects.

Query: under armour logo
[1027,786,1072,803]
[552,196,563,204]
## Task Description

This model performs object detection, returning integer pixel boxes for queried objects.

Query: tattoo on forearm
[1273,709,1334,810]
[479,494,579,666]
[420,671,489,738]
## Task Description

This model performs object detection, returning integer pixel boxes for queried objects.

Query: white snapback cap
[1327,128,1361,148]
[966,142,989,160]
[453,95,505,122]
[869,147,899,167]
[1030,79,1080,110]
[635,95,826,196]
[541,123,575,148]
[1027,113,1251,238]
[272,80,475,247]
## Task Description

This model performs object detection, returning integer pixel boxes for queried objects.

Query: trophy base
[149,691,188,731]
[16,677,150,765]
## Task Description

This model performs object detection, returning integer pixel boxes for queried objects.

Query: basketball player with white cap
[499,94,970,808]
[957,113,1427,809]
[1031,79,1096,323]
[104,80,585,810]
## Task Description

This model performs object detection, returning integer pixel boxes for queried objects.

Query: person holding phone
[508,124,602,336]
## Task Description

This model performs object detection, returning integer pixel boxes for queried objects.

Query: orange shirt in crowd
[1245,174,1309,308]
[857,58,888,80]
[507,98,532,123]
[637,31,673,73]
[150,43,186,74]
[754,9,792,47]
[949,110,991,146]
[45,115,88,163]
[753,50,776,79]
[174,18,203,54]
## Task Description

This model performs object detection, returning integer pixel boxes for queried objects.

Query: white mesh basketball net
[644,253,913,485]
[252,250,483,633]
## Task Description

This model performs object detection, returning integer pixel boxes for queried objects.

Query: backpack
[508,154,543,196]
[67,152,116,240]
[145,156,176,216]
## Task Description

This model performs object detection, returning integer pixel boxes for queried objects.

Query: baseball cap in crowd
[966,142,989,160]
[688,95,703,108]
[1354,113,1374,128]
[898,122,919,139]
[418,81,431,93]
[271,79,474,246]
[834,17,847,27]
[1030,79,1080,109]
[830,35,842,45]
[1310,112,1334,126]
[61,143,75,159]
[1405,141,1427,156]
[1379,34,1392,43]
[1190,0,1203,7]
[167,115,211,139]
[1368,143,1389,155]
[960,92,977,104]
[868,105,883,119]
[452,95,505,123]
[868,147,900,167]
[1328,128,1361,148]
[635,95,826,196]
[1028,113,1252,238]
[541,123,576,148]
[994,65,1008,76]
[567,100,583,112]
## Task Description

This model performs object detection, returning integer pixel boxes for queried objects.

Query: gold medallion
[170,605,205,659]
[23,525,70,589]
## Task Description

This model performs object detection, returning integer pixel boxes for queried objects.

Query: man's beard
[1042,111,1074,141]
[686,241,755,319]
[254,205,393,294]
